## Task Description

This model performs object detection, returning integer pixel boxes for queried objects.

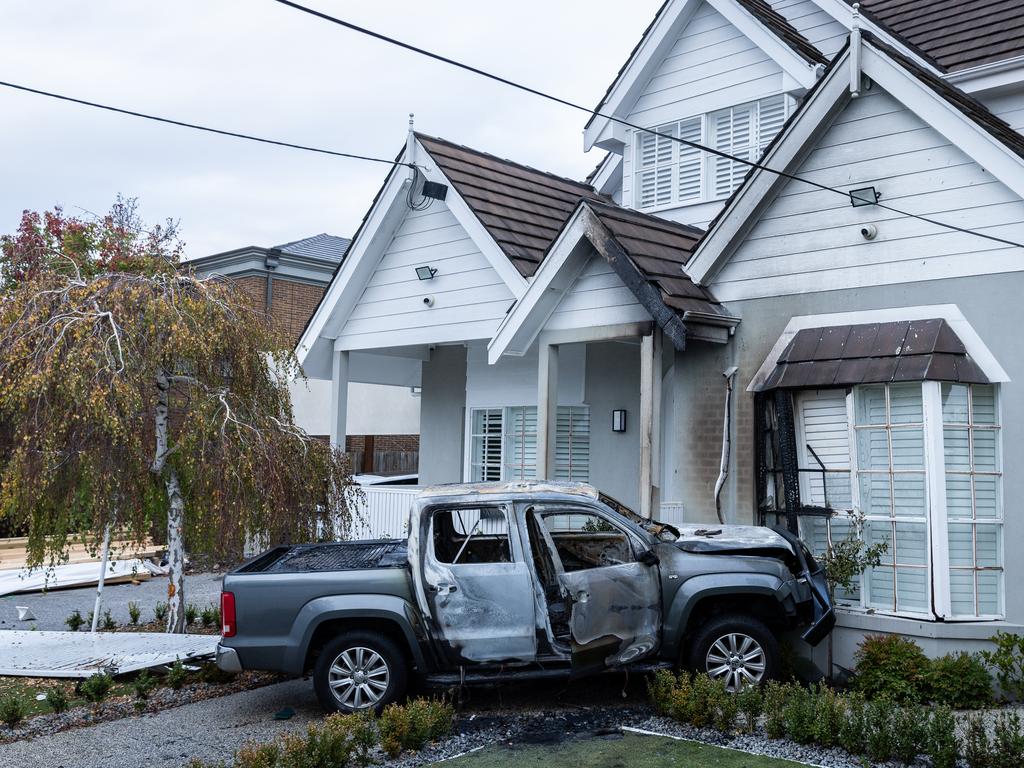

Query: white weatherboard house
[299,0,1024,669]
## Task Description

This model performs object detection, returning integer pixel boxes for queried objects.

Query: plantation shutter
[555,406,590,482]
[711,103,754,197]
[471,409,503,482]
[756,94,787,155]
[505,406,538,480]
[636,127,675,208]
[677,117,703,203]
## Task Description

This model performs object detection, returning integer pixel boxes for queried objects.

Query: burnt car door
[410,503,538,665]
[528,504,661,674]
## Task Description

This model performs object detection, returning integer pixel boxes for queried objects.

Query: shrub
[762,681,788,740]
[79,672,114,704]
[982,632,1024,701]
[128,601,142,625]
[65,609,85,632]
[992,710,1024,768]
[231,742,279,768]
[185,603,199,626]
[199,662,235,685]
[167,660,189,690]
[685,673,718,729]
[735,683,762,733]
[964,713,992,768]
[709,682,738,732]
[865,698,894,763]
[101,609,117,631]
[0,694,26,728]
[812,685,844,749]
[666,672,694,724]
[891,705,929,764]
[853,634,931,703]
[133,670,157,700]
[838,692,868,756]
[927,705,960,768]
[646,669,676,715]
[378,698,454,758]
[200,604,221,629]
[45,687,69,714]
[154,601,169,623]
[930,652,994,709]
[782,685,817,744]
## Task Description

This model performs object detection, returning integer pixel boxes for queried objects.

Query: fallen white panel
[0,558,165,597]
[0,631,219,677]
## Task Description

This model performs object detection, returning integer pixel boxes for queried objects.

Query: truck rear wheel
[687,614,779,692]
[313,631,408,713]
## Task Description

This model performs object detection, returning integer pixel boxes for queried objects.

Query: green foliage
[154,601,169,622]
[781,685,816,745]
[964,713,992,768]
[646,670,676,716]
[133,670,157,700]
[820,509,888,595]
[864,698,894,763]
[79,672,113,704]
[200,603,220,629]
[379,698,455,758]
[812,684,844,749]
[890,705,928,764]
[929,652,994,709]
[0,694,27,727]
[128,601,141,625]
[709,682,739,732]
[45,686,69,714]
[982,632,1024,701]
[762,681,789,740]
[686,673,720,729]
[65,609,85,632]
[992,710,1024,768]
[101,609,117,631]
[735,683,762,733]
[185,603,199,626]
[199,661,236,685]
[167,660,189,690]
[927,706,960,768]
[852,634,931,703]
[838,691,868,756]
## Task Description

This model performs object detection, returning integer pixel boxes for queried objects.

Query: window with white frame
[794,382,1003,620]
[469,406,590,483]
[634,94,787,210]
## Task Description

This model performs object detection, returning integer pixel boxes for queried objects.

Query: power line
[272,0,1024,251]
[0,79,414,169]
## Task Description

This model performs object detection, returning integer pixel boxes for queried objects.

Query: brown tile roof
[849,0,1024,72]
[760,318,989,390]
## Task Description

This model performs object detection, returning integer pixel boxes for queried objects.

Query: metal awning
[757,318,989,391]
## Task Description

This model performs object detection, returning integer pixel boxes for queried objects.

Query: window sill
[834,608,1020,640]
[635,195,731,216]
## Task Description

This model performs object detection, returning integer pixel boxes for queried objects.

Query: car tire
[687,614,780,691]
[313,630,408,713]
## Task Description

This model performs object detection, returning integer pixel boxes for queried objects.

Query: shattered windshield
[598,493,680,542]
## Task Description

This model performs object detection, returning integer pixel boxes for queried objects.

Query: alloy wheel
[327,646,390,709]
[705,632,767,691]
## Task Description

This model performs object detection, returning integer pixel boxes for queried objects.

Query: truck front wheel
[687,614,779,692]
[313,631,408,713]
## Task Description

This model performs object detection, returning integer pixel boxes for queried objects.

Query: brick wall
[346,434,420,474]
[231,275,327,346]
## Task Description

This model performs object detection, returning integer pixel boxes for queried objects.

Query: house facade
[298,0,1024,669]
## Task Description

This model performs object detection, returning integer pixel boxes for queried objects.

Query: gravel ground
[0,572,223,630]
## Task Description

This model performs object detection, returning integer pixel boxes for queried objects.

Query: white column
[639,330,661,518]
[330,349,349,450]
[536,343,559,479]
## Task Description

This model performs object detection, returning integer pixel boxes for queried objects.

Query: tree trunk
[165,466,186,634]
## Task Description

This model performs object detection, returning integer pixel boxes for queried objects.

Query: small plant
[762,680,789,739]
[379,697,454,758]
[101,609,117,631]
[667,672,694,724]
[735,683,762,733]
[184,603,199,626]
[45,687,69,714]
[865,698,894,763]
[982,632,1024,701]
[782,684,817,744]
[891,705,929,764]
[154,601,169,623]
[930,651,994,709]
[128,601,142,625]
[853,634,931,703]
[646,669,677,715]
[79,672,114,704]
[200,604,220,629]
[709,682,738,732]
[685,673,718,728]
[964,713,992,768]
[992,710,1024,768]
[167,660,188,690]
[199,661,235,685]
[0,694,27,728]
[133,669,157,700]
[812,684,844,749]
[927,705,960,768]
[65,609,85,632]
[838,692,869,756]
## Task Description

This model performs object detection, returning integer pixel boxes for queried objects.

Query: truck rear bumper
[215,643,243,673]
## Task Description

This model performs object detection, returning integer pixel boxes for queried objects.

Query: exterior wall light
[612,409,627,433]
[849,186,879,207]
[415,266,437,280]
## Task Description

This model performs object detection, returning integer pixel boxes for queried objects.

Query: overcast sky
[0,1,661,258]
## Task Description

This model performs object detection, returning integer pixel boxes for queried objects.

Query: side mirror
[638,549,660,567]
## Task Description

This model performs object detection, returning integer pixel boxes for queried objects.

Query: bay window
[469,406,590,483]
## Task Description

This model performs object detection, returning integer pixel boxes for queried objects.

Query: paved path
[0,573,223,630]
[0,679,322,768]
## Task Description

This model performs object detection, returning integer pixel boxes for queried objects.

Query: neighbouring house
[297,0,1024,670]
[185,234,420,472]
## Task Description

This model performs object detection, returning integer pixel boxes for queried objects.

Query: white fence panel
[348,487,420,540]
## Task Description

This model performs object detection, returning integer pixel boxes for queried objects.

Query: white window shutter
[677,117,702,202]
[757,94,787,154]
[555,406,590,482]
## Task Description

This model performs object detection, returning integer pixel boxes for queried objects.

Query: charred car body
[216,482,833,712]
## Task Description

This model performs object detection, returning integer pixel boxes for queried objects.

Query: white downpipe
[714,367,739,525]
[90,525,112,633]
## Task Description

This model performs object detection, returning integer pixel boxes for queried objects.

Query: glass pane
[949,570,975,616]
[945,474,973,520]
[947,523,974,567]
[972,429,999,472]
[943,428,971,471]
[857,429,890,469]
[865,521,894,561]
[941,383,970,424]
[856,385,887,425]
[799,516,829,558]
[975,476,999,519]
[889,383,923,424]
[978,571,1001,615]
[972,385,998,425]
[866,566,895,611]
[976,524,1001,567]
[891,428,925,469]
[892,475,926,517]
[860,474,892,516]
[896,567,928,612]
[895,522,927,565]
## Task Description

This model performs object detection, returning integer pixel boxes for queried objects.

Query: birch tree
[0,199,358,632]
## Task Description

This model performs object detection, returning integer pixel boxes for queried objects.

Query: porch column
[330,348,349,451]
[536,343,559,479]
[639,329,662,518]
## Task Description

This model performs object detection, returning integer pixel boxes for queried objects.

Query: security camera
[422,296,435,307]
[860,224,878,240]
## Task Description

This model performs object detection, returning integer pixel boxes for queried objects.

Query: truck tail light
[221,591,236,638]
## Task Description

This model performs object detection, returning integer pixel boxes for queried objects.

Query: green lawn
[437,731,809,768]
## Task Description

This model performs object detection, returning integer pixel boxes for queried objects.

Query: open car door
[531,506,661,676]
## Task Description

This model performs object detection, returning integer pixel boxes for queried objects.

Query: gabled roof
[847,0,1024,73]
[274,233,351,261]
[416,134,608,277]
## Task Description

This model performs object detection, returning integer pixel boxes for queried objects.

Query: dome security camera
[860,224,878,241]
[422,295,435,307]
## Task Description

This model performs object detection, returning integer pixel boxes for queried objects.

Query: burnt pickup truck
[216,481,833,712]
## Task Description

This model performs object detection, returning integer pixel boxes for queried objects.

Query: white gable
[335,200,516,350]
[710,85,1024,301]
[545,254,650,332]
[769,0,848,59]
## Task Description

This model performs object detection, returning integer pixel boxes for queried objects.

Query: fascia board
[950,55,1024,95]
